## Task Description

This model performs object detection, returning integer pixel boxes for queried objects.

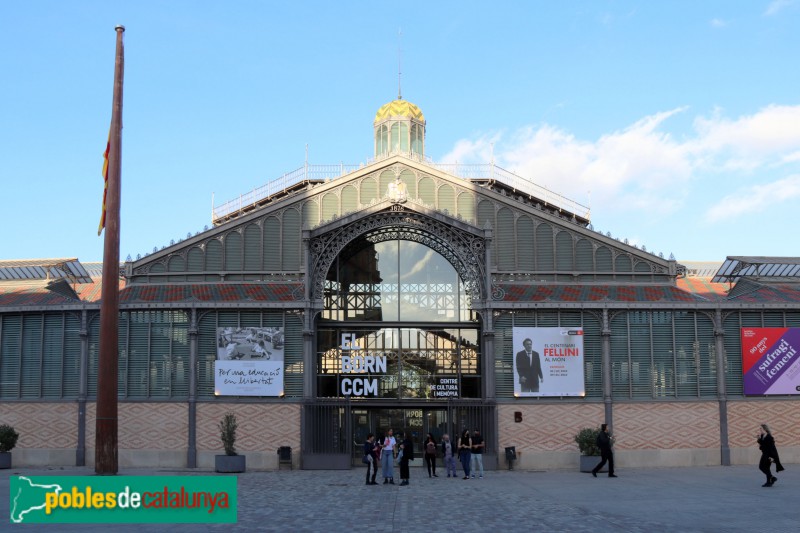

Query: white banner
[512,327,585,397]
[215,327,284,396]
[214,360,282,396]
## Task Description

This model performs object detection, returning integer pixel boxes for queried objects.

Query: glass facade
[323,239,472,322]
[319,238,480,399]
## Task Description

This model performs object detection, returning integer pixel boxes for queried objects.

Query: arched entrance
[302,206,496,469]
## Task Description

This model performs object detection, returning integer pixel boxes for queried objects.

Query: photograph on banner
[512,327,585,397]
[741,327,800,395]
[216,326,284,361]
[215,327,284,396]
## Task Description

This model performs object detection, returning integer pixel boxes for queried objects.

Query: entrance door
[352,408,448,464]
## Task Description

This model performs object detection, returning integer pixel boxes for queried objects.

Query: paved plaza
[2,463,797,532]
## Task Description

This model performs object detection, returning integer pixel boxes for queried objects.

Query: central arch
[309,209,487,303]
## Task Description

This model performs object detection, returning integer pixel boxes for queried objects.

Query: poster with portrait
[215,327,284,396]
[741,327,800,395]
[512,327,584,397]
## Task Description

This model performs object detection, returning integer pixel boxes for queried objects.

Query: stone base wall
[499,401,725,470]
[727,399,800,466]
[4,400,798,470]
[2,401,301,470]
[197,403,301,470]
[498,403,604,470]
[0,403,78,467]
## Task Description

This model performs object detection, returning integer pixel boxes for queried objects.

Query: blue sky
[2,1,799,264]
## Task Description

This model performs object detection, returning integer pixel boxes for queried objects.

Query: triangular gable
[127,154,675,284]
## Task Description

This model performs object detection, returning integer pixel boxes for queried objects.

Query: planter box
[215,454,246,473]
[0,452,11,469]
[580,455,606,473]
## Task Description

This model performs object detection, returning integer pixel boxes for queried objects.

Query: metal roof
[0,259,93,284]
[712,256,800,283]
[211,161,591,226]
[681,261,724,278]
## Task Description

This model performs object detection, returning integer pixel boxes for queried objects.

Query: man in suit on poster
[516,338,543,393]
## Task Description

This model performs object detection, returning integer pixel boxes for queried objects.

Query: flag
[98,129,110,235]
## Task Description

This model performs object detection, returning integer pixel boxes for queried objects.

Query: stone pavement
[1,463,797,532]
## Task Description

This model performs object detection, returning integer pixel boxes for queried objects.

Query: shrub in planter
[575,427,614,473]
[215,413,245,473]
[0,424,19,469]
[220,413,238,456]
[574,427,601,457]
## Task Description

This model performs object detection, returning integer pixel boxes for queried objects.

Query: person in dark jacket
[757,424,784,487]
[363,433,378,485]
[423,433,438,478]
[591,423,617,478]
[459,429,472,480]
[398,432,415,486]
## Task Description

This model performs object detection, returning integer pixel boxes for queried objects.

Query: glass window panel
[324,239,469,323]
[317,326,479,400]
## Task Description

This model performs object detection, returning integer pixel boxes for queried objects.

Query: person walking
[399,432,415,486]
[441,434,457,478]
[591,423,617,478]
[363,434,378,485]
[381,428,396,485]
[458,429,472,480]
[470,427,485,478]
[757,424,784,487]
[424,433,438,478]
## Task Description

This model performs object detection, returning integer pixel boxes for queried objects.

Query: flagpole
[96,24,125,475]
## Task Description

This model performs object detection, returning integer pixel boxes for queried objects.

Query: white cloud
[692,105,800,161]
[710,18,728,27]
[704,174,800,222]
[764,0,796,16]
[441,104,800,225]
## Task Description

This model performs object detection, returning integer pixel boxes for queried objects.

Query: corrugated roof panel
[0,259,93,284]
[712,257,800,283]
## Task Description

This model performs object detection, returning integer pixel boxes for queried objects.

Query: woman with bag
[424,433,438,477]
[757,424,784,487]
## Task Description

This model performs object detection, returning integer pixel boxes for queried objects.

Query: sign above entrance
[340,332,384,397]
[429,376,459,398]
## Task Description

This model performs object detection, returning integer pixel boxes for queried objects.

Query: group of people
[362,428,415,486]
[362,428,486,485]
[365,423,786,487]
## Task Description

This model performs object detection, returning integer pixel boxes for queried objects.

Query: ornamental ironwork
[309,209,487,302]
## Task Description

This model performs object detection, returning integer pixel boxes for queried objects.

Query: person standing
[381,428,396,485]
[424,433,438,478]
[441,434,457,478]
[459,429,472,480]
[363,434,378,485]
[399,432,415,486]
[516,338,543,393]
[591,423,616,478]
[757,424,784,487]
[470,427,485,478]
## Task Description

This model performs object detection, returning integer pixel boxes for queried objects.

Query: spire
[398,28,402,100]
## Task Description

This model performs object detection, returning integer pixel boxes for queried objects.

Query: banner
[512,327,584,397]
[741,327,800,395]
[215,327,284,396]
[9,476,236,524]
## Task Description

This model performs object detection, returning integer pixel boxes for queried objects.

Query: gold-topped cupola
[373,96,426,160]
